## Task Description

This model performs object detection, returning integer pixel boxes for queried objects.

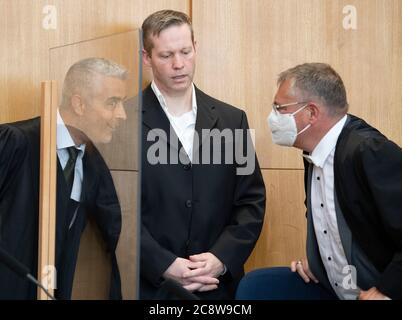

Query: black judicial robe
[303,114,402,299]
[0,117,122,299]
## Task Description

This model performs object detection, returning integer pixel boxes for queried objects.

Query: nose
[172,54,184,69]
[115,102,127,120]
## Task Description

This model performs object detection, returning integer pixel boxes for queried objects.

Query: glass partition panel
[47,29,141,300]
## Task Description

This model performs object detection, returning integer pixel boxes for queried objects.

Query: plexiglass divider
[38,29,141,299]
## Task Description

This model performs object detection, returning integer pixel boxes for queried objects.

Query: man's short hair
[61,57,127,108]
[142,10,194,55]
[278,63,349,115]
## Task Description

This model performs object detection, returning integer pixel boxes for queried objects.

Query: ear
[70,94,85,116]
[307,103,320,124]
[142,49,152,68]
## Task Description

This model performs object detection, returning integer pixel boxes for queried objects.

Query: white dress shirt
[56,110,85,203]
[151,81,197,162]
[304,115,360,300]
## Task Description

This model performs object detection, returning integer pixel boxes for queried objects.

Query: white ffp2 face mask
[267,104,311,147]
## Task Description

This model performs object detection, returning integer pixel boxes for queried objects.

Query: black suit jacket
[140,85,266,299]
[0,117,122,299]
[304,114,402,299]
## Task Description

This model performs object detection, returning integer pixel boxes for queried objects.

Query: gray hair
[61,57,127,107]
[278,63,348,115]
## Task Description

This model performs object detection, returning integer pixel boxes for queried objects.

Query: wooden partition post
[38,81,58,300]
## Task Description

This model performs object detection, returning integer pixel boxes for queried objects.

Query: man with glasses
[237,63,402,300]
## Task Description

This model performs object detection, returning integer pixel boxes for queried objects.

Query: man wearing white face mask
[268,102,311,147]
[236,63,402,300]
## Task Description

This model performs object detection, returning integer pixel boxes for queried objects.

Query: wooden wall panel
[0,0,189,124]
[0,0,51,123]
[245,170,307,271]
[193,0,402,170]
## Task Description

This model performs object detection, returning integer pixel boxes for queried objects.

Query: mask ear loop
[293,104,311,136]
[297,123,311,136]
[291,103,309,116]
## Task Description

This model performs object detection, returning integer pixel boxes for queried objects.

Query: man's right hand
[290,258,319,283]
[163,257,219,292]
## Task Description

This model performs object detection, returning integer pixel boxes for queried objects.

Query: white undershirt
[151,81,197,162]
[304,115,360,300]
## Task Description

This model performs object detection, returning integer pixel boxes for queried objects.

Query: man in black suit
[237,63,401,300]
[140,10,266,299]
[0,57,127,299]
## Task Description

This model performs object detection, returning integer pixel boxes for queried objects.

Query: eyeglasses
[272,101,308,113]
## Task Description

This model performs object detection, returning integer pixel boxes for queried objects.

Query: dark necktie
[63,146,79,194]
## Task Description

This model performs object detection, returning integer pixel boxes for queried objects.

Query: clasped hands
[163,252,225,293]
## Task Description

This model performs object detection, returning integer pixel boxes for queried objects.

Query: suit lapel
[142,85,181,151]
[193,87,218,158]
[333,115,353,264]
[142,85,219,162]
[56,159,70,215]
[55,158,71,260]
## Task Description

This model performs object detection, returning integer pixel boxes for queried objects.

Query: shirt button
[324,230,327,234]
[335,283,338,287]
[317,177,320,181]
[185,200,192,208]
[320,203,324,208]
[183,164,191,171]
[328,257,332,261]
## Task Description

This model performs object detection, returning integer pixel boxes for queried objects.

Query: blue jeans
[235,267,338,300]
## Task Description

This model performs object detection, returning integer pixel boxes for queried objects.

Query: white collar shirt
[151,81,197,162]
